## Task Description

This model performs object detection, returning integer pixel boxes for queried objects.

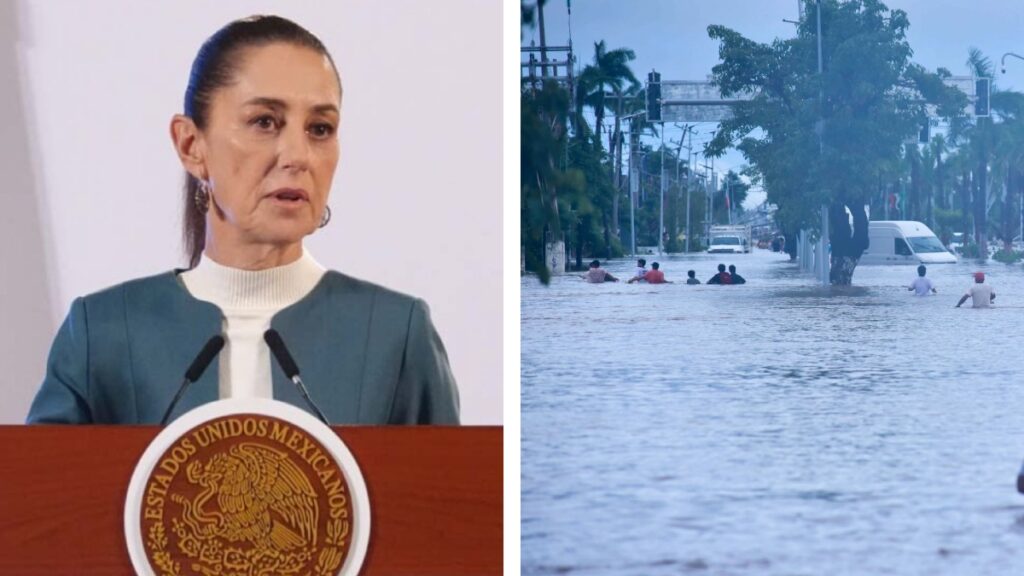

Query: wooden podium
[0,426,502,575]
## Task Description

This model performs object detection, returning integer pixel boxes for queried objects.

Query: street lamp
[1002,52,1024,74]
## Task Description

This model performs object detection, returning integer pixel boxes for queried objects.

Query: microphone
[264,329,331,426]
[159,335,225,426]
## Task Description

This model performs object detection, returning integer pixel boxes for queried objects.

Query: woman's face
[198,43,341,248]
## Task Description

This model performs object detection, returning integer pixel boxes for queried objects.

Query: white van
[707,235,745,254]
[860,221,957,265]
[707,225,752,254]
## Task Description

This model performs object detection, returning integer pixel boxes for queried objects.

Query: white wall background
[0,0,502,424]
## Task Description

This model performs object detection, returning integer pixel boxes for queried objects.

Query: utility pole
[710,157,716,227]
[673,125,693,252]
[537,0,549,78]
[640,152,646,202]
[703,156,713,245]
[659,126,666,255]
[816,0,829,285]
[629,118,638,256]
[622,109,650,256]
[674,139,683,198]
[685,129,694,252]
[726,179,733,224]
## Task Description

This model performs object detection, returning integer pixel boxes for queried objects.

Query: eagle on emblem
[178,442,319,553]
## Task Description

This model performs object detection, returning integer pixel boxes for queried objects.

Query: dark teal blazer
[26,271,459,425]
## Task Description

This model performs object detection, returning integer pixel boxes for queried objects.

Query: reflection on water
[522,250,1024,575]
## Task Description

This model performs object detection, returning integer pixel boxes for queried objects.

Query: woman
[27,15,459,425]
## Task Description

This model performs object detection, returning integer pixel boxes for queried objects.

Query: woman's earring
[194,180,211,215]
[319,205,332,228]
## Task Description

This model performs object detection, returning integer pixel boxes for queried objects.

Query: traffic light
[646,70,661,123]
[975,78,990,117]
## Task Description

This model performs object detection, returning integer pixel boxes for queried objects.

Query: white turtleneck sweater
[180,250,326,399]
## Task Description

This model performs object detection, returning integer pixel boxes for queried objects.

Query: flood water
[521,249,1024,576]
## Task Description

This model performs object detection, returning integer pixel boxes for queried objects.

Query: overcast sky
[525,0,1024,208]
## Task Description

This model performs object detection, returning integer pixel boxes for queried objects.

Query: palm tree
[953,48,1024,256]
[987,90,1024,250]
[965,48,996,257]
[929,133,948,215]
[609,78,643,236]
[616,85,657,232]
[919,138,936,227]
[522,81,576,281]
[578,41,638,150]
[578,41,639,240]
[905,143,922,221]
[954,152,974,245]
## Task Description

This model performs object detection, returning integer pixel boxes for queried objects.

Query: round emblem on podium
[125,399,370,576]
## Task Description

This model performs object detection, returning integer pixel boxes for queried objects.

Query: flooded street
[522,250,1024,575]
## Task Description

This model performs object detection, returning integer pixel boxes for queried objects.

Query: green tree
[578,41,640,241]
[713,170,750,224]
[945,50,1024,257]
[612,84,649,243]
[706,0,965,284]
[987,90,1024,251]
[918,132,951,230]
[521,1,617,282]
[521,82,581,283]
[961,48,997,257]
[522,2,656,272]
[904,142,922,221]
[566,135,617,266]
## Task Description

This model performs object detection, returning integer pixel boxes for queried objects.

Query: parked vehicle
[859,221,957,265]
[707,225,752,254]
[947,232,964,254]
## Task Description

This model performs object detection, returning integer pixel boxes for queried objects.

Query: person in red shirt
[628,262,671,284]
[707,263,732,284]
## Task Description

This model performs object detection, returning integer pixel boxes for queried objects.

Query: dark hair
[590,259,601,268]
[181,15,340,268]
[651,262,660,270]
[687,270,696,277]
[718,264,726,272]
[637,258,646,266]
[729,264,736,272]
[917,265,926,276]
